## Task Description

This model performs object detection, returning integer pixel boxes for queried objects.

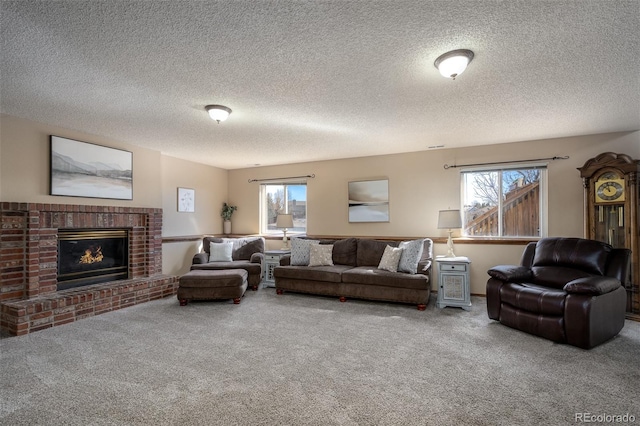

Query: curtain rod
[443,156,569,169]
[248,174,315,183]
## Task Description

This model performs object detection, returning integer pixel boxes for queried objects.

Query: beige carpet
[1,289,639,425]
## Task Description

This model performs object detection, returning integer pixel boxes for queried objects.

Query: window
[260,183,307,234]
[461,165,547,237]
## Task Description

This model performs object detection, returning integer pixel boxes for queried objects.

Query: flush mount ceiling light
[434,49,474,80]
[205,104,232,123]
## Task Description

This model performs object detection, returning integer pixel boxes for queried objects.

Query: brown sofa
[487,237,630,349]
[191,237,265,290]
[274,238,433,310]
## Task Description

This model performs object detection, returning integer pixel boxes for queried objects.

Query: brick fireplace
[0,202,178,336]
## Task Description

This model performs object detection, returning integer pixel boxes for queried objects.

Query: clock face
[595,179,625,203]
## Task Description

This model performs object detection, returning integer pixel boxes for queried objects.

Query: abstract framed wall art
[50,136,133,200]
[178,187,195,212]
[348,179,389,222]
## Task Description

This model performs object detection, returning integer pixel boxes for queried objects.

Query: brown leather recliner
[487,237,630,349]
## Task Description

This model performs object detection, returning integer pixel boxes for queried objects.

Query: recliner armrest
[564,276,621,295]
[280,254,291,266]
[250,253,264,264]
[193,253,208,264]
[487,265,533,282]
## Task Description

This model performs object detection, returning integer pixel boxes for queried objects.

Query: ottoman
[178,269,248,306]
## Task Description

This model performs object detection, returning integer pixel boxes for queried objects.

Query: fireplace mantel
[0,202,178,336]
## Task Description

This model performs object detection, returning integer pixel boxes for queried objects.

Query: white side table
[262,249,290,288]
[436,256,472,311]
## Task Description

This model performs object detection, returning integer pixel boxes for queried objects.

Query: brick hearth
[0,202,178,336]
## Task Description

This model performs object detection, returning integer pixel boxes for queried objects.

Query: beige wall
[228,131,639,294]
[0,114,163,207]
[160,155,228,237]
[0,115,228,277]
[2,113,638,294]
[160,155,228,276]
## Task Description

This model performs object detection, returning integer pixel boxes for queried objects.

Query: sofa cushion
[329,238,358,266]
[499,282,566,316]
[531,266,593,290]
[191,260,262,276]
[203,237,224,253]
[233,237,265,260]
[309,244,334,267]
[357,239,399,267]
[342,266,429,290]
[398,239,424,274]
[291,238,320,266]
[202,236,264,260]
[532,238,610,276]
[209,241,233,262]
[378,245,403,272]
[179,269,248,288]
[274,265,352,283]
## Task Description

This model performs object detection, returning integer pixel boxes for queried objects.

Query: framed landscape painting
[348,179,389,222]
[50,136,133,200]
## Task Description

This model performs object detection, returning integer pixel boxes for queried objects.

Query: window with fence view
[261,183,307,234]
[462,166,546,237]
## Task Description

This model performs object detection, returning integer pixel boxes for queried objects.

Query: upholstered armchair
[191,237,265,290]
[487,237,630,349]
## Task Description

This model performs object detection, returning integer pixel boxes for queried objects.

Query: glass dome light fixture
[434,49,474,80]
[205,104,232,123]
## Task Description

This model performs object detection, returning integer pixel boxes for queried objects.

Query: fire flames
[79,246,104,264]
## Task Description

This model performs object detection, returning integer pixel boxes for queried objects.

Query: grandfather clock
[578,152,640,320]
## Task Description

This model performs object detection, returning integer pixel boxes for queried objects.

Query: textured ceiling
[1,1,639,169]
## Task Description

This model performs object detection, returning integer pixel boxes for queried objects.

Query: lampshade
[276,214,293,228]
[434,49,474,80]
[205,104,232,123]
[438,209,462,258]
[437,210,462,229]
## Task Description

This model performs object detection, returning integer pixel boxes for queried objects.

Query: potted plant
[221,202,237,234]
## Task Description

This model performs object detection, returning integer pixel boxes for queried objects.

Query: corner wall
[0,115,162,207]
[0,114,228,277]
[160,155,228,276]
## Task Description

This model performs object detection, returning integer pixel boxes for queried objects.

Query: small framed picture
[178,187,195,212]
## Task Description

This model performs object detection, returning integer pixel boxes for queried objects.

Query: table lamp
[276,214,294,249]
[438,209,462,257]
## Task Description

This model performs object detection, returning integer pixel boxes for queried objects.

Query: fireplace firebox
[57,229,129,290]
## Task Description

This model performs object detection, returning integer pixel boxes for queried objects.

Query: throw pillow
[209,241,234,262]
[331,238,358,266]
[308,244,334,267]
[233,237,264,260]
[290,238,320,266]
[398,239,424,274]
[378,245,404,272]
[202,237,223,254]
